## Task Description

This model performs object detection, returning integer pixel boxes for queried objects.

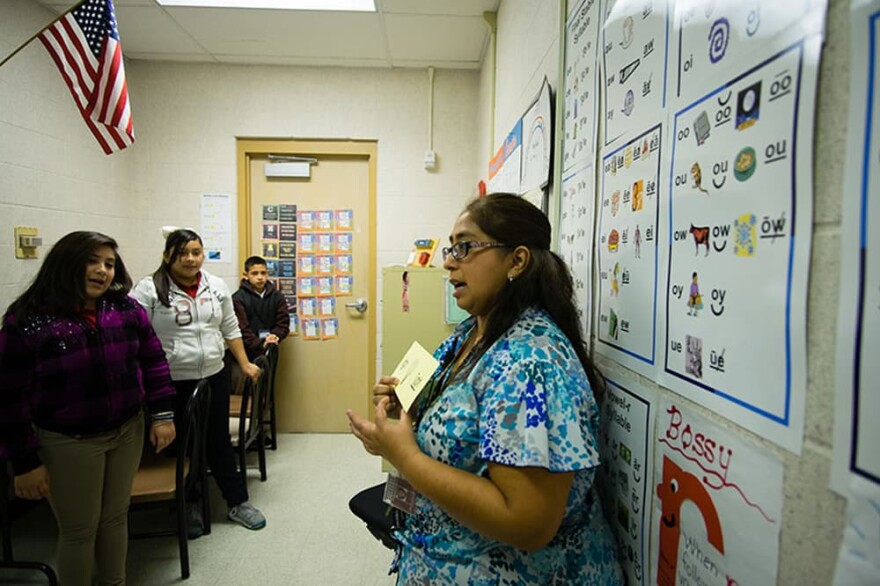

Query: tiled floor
[2,434,398,585]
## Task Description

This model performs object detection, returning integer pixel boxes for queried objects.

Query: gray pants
[37,412,144,586]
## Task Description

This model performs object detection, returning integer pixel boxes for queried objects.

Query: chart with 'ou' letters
[661,31,820,454]
[558,163,596,344]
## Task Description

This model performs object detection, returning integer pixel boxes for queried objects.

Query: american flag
[39,0,134,154]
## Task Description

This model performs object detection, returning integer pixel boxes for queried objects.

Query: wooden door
[237,139,376,432]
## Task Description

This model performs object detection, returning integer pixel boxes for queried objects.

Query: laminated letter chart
[662,37,820,454]
[832,0,880,493]
[602,0,670,146]
[596,124,662,376]
[598,377,656,586]
[563,0,602,168]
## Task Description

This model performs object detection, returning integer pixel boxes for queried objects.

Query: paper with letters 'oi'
[390,341,439,413]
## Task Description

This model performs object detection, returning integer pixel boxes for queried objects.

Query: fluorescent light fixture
[156,0,375,10]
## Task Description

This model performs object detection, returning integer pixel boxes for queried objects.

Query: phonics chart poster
[598,376,657,586]
[671,0,827,102]
[564,0,602,168]
[596,124,662,376]
[651,397,783,585]
[662,34,820,454]
[833,0,880,493]
[521,79,553,193]
[558,163,596,343]
[602,0,670,145]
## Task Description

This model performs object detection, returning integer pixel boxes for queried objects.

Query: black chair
[230,354,269,485]
[0,462,58,585]
[129,379,212,580]
[263,345,280,451]
[348,482,400,550]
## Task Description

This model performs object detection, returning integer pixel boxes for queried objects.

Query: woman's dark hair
[153,229,203,307]
[461,193,604,396]
[4,231,132,323]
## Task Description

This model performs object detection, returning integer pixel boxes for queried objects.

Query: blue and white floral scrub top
[394,307,623,585]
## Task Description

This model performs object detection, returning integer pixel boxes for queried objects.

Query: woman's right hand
[372,376,401,418]
[14,465,50,500]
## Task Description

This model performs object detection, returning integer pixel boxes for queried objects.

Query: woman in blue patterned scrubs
[348,194,623,585]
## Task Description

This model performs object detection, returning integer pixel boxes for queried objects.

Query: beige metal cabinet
[381,266,461,370]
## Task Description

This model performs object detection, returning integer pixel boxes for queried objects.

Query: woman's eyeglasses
[441,241,512,261]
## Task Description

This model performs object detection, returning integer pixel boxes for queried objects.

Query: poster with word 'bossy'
[662,36,820,454]
[651,397,783,585]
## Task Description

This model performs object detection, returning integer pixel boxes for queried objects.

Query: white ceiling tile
[33,0,495,69]
[384,14,487,63]
[116,6,208,55]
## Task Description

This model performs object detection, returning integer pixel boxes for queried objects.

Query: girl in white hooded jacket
[132,229,266,535]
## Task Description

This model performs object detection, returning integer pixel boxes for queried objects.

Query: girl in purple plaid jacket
[0,231,177,585]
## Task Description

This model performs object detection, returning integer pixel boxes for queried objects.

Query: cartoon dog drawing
[689,224,710,256]
[656,456,725,586]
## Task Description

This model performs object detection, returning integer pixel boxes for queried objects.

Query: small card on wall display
[318,297,335,316]
[320,318,338,339]
[278,261,295,277]
[278,278,296,297]
[299,297,316,318]
[279,223,297,241]
[335,209,354,230]
[261,241,278,259]
[301,318,320,340]
[279,204,297,223]
[316,210,334,231]
[297,255,315,275]
[335,233,353,252]
[279,243,296,259]
[335,275,353,296]
[297,277,315,297]
[316,276,334,296]
[316,233,334,253]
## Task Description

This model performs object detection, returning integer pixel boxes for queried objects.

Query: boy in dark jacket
[232,256,290,361]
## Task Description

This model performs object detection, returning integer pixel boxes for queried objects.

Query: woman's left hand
[242,362,261,384]
[347,397,421,467]
[151,421,176,453]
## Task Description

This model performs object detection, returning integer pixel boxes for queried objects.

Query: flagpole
[0,0,87,69]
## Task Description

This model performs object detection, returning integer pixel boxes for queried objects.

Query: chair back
[179,378,212,499]
[262,344,281,450]
[238,355,269,448]
[233,355,270,483]
[129,378,212,580]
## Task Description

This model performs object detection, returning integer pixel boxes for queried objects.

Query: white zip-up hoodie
[131,270,242,381]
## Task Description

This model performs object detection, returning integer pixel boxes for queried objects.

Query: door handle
[345,298,368,313]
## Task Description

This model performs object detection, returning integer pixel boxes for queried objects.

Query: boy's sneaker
[187,504,205,540]
[228,501,266,530]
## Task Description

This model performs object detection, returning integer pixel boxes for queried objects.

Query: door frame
[236,137,378,409]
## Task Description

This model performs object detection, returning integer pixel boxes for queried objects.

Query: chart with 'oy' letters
[660,18,823,454]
